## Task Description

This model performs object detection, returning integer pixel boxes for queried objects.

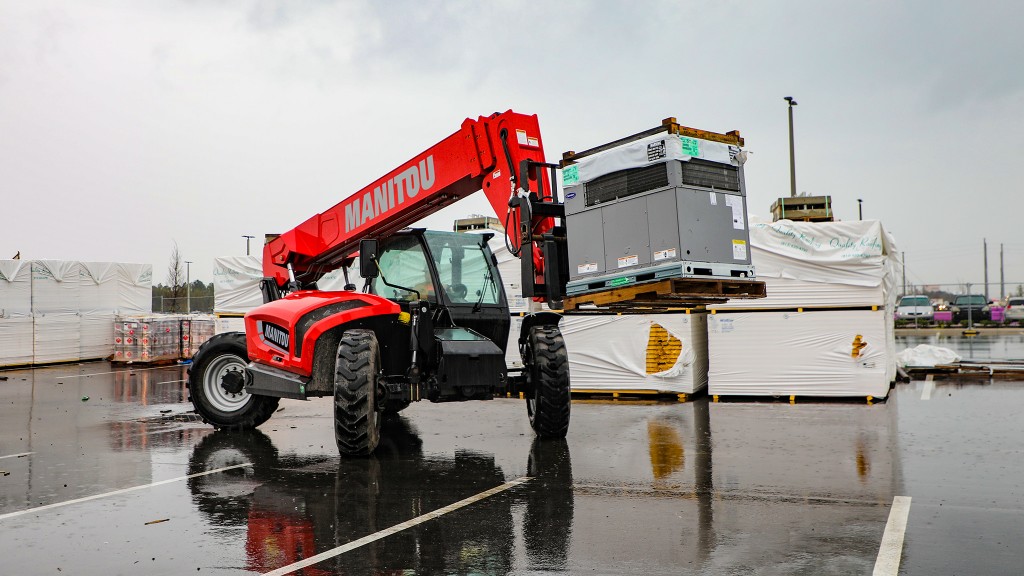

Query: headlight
[983,306,991,312]
[951,306,960,312]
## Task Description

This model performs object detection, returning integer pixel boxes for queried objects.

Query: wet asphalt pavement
[2,359,1024,575]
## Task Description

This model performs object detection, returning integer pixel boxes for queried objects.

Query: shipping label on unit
[647,140,667,162]
[617,255,639,268]
[680,136,701,157]
[732,239,747,260]
[577,262,598,274]
[562,165,579,186]
[724,195,745,229]
[654,248,677,262]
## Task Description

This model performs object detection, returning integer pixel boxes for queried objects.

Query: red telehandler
[187,110,763,456]
[188,111,574,455]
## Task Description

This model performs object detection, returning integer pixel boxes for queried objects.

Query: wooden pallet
[563,277,766,311]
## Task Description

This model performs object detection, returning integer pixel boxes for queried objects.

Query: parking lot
[2,362,1023,575]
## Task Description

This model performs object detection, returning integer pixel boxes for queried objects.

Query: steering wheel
[448,283,469,301]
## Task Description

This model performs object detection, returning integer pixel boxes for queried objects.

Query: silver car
[1004,297,1024,323]
[896,295,934,321]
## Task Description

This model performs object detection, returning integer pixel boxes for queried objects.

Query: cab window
[425,234,501,305]
[370,236,437,302]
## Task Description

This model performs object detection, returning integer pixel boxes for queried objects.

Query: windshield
[371,235,437,302]
[424,232,501,306]
[954,295,986,305]
[899,297,930,307]
[1009,298,1024,306]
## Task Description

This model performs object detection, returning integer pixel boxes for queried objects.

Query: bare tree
[167,242,185,313]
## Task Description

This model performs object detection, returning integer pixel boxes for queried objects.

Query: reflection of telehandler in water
[187,415,573,574]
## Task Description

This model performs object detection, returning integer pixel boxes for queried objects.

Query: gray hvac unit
[562,130,754,297]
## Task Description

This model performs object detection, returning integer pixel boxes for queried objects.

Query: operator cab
[367,229,511,354]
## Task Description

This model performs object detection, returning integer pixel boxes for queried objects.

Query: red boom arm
[262,110,551,289]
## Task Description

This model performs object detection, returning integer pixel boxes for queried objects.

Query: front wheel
[188,332,279,430]
[334,329,382,456]
[523,325,571,438]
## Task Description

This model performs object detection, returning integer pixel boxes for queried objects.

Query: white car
[896,295,934,321]
[1004,297,1024,323]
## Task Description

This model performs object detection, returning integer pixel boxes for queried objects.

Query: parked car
[1004,297,1024,323]
[896,295,934,321]
[950,294,990,323]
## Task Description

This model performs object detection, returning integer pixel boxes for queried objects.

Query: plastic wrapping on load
[711,217,899,310]
[896,344,961,368]
[113,314,216,363]
[0,261,33,367]
[560,313,708,394]
[31,261,82,364]
[566,131,739,186]
[213,257,264,315]
[0,260,152,367]
[79,262,119,360]
[708,308,894,398]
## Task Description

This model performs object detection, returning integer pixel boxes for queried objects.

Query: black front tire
[524,325,571,438]
[334,329,382,456]
[187,332,279,430]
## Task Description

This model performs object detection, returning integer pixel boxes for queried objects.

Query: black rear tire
[187,332,279,430]
[524,325,571,438]
[334,329,382,456]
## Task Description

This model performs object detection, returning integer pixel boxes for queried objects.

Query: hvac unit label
[654,248,677,262]
[732,240,747,260]
[577,262,598,274]
[617,255,639,268]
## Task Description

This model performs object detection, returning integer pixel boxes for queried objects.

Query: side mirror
[359,239,379,278]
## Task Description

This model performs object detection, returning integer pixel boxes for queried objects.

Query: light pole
[185,260,193,313]
[242,235,255,256]
[784,96,798,197]
[858,198,863,220]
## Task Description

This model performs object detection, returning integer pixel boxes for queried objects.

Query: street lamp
[242,235,255,256]
[784,96,798,197]
[185,260,193,313]
[858,198,863,220]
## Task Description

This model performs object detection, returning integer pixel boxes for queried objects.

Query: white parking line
[59,366,179,379]
[262,477,531,576]
[873,495,912,576]
[921,381,935,400]
[0,452,33,460]
[0,463,251,521]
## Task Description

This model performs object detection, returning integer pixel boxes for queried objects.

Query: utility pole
[857,199,863,220]
[1000,243,1005,300]
[983,238,989,300]
[242,235,255,256]
[901,252,906,295]
[185,260,193,314]
[785,96,798,197]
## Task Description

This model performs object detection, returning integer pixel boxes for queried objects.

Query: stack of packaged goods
[708,218,899,399]
[113,314,217,363]
[181,315,216,358]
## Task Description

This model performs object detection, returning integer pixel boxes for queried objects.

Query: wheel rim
[203,354,251,413]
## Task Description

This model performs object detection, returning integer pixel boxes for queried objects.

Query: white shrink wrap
[31,261,82,364]
[213,256,263,315]
[712,218,900,310]
[708,308,894,398]
[561,313,708,394]
[79,262,119,360]
[0,260,34,367]
[117,264,153,314]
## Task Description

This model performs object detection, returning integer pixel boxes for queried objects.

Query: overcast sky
[2,1,1022,295]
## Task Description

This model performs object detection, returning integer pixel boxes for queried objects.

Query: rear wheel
[334,329,382,456]
[523,325,571,438]
[188,332,279,430]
